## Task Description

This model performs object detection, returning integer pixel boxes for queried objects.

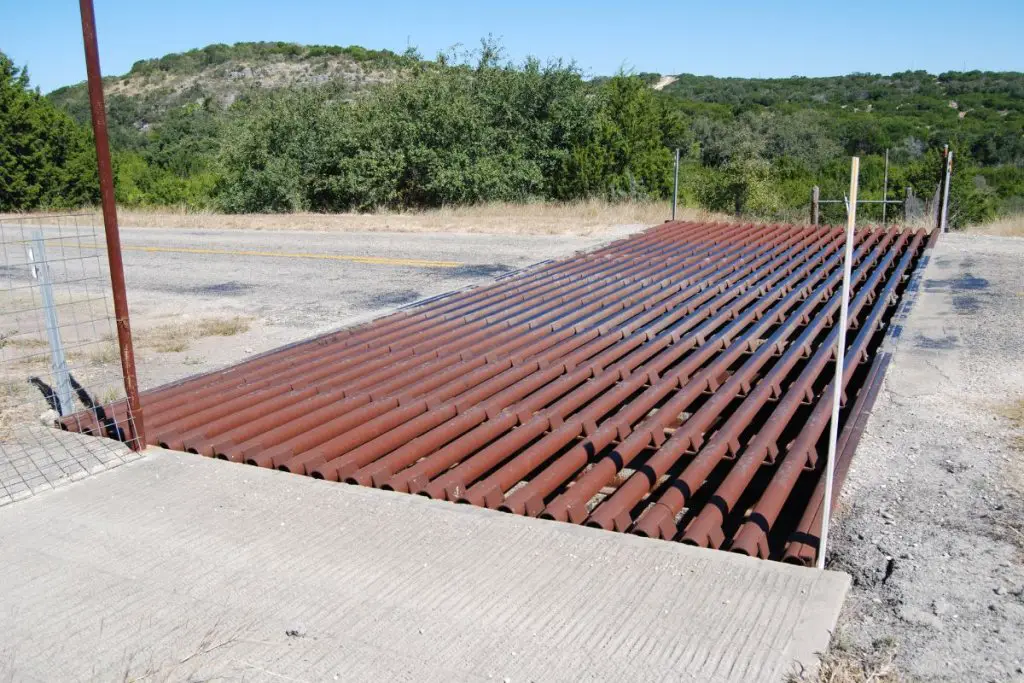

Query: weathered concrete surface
[0,449,848,682]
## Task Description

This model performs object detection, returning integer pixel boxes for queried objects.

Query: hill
[9,41,1023,224]
[48,41,417,149]
[659,71,1024,166]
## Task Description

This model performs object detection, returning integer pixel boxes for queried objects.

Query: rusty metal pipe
[199,222,757,462]
[419,226,813,503]
[528,229,837,523]
[582,228,866,531]
[73,220,727,433]
[630,229,902,541]
[78,0,146,450]
[728,231,925,558]
[142,222,750,434]
[667,232,913,548]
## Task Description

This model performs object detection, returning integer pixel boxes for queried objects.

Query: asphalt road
[1,224,637,391]
[110,227,625,328]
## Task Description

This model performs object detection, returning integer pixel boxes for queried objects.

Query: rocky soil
[829,234,1024,681]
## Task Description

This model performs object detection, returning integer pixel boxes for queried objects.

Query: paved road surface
[1,223,637,392]
[103,226,627,329]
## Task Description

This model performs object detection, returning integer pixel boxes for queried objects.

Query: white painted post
[818,157,859,570]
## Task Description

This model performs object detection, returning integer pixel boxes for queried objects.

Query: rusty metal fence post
[78,0,146,450]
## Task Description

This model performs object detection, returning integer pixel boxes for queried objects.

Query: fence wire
[0,213,137,506]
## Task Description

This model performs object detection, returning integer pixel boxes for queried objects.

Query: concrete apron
[0,448,848,682]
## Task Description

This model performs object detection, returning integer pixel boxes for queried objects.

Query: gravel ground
[829,233,1024,681]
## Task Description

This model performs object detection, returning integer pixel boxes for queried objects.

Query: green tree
[562,76,676,200]
[0,52,98,210]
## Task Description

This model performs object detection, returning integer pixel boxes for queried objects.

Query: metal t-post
[671,148,680,221]
[882,149,889,226]
[28,234,75,416]
[79,0,147,450]
[818,156,859,570]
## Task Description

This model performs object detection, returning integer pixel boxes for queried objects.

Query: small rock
[994,586,1007,596]
[285,624,307,638]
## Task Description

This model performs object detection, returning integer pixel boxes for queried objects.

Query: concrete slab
[0,448,849,682]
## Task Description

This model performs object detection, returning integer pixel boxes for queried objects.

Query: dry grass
[0,401,15,441]
[789,641,905,683]
[9,349,84,369]
[87,342,121,365]
[999,398,1024,493]
[96,386,122,405]
[5,337,47,350]
[195,317,250,337]
[0,379,32,442]
[136,316,251,354]
[966,214,1024,237]
[0,331,47,351]
[999,398,1024,452]
[2,201,731,237]
[140,325,191,353]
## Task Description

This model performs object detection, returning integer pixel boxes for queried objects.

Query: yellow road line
[58,242,462,269]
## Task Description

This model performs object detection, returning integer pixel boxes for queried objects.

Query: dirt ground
[823,233,1024,682]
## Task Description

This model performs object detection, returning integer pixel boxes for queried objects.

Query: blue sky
[3,0,1023,93]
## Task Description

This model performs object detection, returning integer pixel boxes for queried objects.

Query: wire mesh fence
[0,213,137,506]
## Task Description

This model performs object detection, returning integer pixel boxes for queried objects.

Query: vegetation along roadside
[3,39,1022,229]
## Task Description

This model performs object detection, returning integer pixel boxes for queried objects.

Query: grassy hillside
[48,41,417,150]
[12,41,1023,225]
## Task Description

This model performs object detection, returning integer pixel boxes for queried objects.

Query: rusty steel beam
[78,0,146,450]
[66,221,932,562]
